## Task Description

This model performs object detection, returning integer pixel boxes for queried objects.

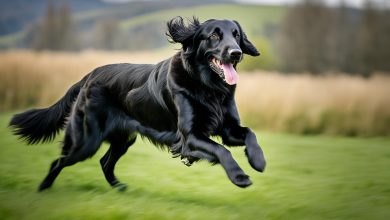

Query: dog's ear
[166,16,200,50]
[233,21,260,57]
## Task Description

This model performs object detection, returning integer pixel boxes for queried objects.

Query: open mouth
[209,57,239,85]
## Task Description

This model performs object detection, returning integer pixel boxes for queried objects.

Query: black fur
[9,17,266,191]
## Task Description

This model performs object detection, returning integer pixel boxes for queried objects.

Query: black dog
[10,17,266,191]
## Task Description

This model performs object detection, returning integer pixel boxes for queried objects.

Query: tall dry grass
[1,50,389,136]
[0,50,170,110]
[236,73,390,136]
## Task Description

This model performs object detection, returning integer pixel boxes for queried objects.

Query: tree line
[28,1,132,51]
[29,0,390,75]
[277,0,390,75]
[29,1,78,51]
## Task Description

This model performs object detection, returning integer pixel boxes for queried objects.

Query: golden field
[1,50,389,136]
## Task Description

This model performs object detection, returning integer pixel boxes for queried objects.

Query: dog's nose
[229,49,242,60]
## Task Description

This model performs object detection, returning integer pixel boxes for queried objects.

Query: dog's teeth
[209,59,225,81]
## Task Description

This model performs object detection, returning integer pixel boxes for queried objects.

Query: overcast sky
[103,0,389,8]
[237,0,388,8]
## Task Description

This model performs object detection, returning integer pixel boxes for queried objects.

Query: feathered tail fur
[9,78,85,144]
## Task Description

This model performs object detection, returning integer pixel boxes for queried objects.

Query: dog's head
[167,17,259,87]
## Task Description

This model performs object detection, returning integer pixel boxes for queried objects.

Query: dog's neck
[179,51,193,74]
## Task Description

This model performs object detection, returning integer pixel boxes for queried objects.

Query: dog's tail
[9,76,87,145]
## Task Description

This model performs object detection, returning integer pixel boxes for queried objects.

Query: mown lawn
[0,113,389,220]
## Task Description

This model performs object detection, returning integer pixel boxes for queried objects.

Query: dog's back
[85,58,177,131]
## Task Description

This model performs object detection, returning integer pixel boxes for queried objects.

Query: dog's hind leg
[38,137,103,191]
[38,158,64,191]
[100,133,136,192]
[38,130,74,192]
[38,114,104,191]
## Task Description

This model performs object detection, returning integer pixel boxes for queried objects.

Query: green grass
[0,32,24,49]
[0,112,389,220]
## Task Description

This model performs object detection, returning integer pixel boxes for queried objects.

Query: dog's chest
[190,93,226,135]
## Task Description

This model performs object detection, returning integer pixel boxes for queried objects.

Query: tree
[355,0,390,74]
[277,0,330,74]
[93,19,126,50]
[277,0,390,75]
[326,1,352,72]
[31,1,79,51]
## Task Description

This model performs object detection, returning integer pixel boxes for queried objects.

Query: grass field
[0,113,389,220]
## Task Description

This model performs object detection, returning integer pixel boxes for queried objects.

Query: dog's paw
[245,148,266,172]
[113,182,128,192]
[181,157,193,166]
[38,181,53,192]
[232,174,252,188]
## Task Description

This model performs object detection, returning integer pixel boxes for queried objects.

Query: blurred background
[0,0,389,136]
[0,1,390,220]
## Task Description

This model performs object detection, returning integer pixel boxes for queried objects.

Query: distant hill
[0,1,284,50]
[117,4,285,50]
[0,0,111,35]
[0,0,233,36]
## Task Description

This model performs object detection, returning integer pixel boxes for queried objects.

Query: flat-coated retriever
[10,17,266,191]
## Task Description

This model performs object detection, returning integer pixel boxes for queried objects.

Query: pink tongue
[221,63,239,85]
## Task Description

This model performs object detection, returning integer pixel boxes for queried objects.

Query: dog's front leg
[188,134,252,187]
[222,126,266,172]
[243,128,266,172]
[174,93,252,187]
[221,99,266,172]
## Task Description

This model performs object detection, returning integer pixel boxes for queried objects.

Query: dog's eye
[210,33,220,41]
[233,29,240,40]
